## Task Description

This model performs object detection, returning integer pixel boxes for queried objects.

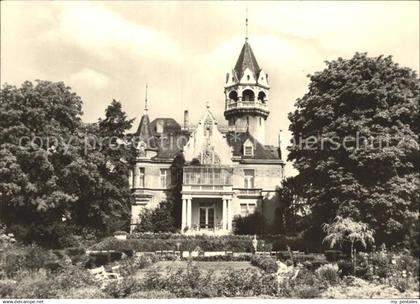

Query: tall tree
[65,100,136,235]
[0,81,83,246]
[273,176,308,234]
[288,53,419,246]
[0,82,137,246]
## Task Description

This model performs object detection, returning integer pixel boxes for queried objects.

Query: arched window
[258,91,266,103]
[242,89,255,102]
[228,90,238,102]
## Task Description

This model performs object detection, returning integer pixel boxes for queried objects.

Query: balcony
[236,188,262,197]
[224,100,269,118]
[183,166,233,186]
[226,100,268,111]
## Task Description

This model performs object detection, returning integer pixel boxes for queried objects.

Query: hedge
[91,233,307,253]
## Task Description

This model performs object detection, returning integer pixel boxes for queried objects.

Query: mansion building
[129,38,285,234]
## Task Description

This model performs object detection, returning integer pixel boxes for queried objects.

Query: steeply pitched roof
[226,131,281,160]
[150,118,181,134]
[234,41,261,81]
[150,118,185,160]
[135,113,157,149]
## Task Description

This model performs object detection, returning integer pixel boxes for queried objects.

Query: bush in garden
[0,279,16,298]
[117,253,159,277]
[316,263,340,285]
[12,271,58,299]
[60,287,107,299]
[128,290,176,299]
[233,212,266,235]
[370,252,391,278]
[140,265,278,298]
[190,255,250,262]
[324,250,342,262]
[293,284,320,298]
[3,245,58,277]
[338,259,353,276]
[54,266,98,291]
[105,277,143,298]
[250,255,278,273]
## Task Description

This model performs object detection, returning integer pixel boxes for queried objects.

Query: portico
[181,195,233,234]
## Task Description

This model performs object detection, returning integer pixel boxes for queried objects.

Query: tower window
[242,89,255,102]
[228,90,238,102]
[259,117,262,125]
[258,91,266,103]
[247,75,250,81]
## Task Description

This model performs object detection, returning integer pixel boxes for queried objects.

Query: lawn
[135,260,258,279]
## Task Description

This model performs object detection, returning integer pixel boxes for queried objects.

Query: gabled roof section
[226,131,281,160]
[135,113,157,149]
[234,41,261,81]
[150,118,181,135]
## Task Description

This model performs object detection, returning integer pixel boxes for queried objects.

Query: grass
[135,261,258,279]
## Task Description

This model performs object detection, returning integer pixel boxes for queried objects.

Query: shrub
[140,265,278,298]
[338,259,353,276]
[316,264,340,285]
[129,290,176,299]
[61,287,107,299]
[293,284,320,298]
[105,277,143,298]
[0,279,16,298]
[370,252,391,278]
[12,271,58,299]
[324,250,342,262]
[233,212,266,235]
[3,245,57,277]
[117,253,159,277]
[190,255,250,262]
[250,255,278,273]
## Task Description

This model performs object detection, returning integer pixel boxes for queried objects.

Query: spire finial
[144,84,148,113]
[245,5,248,42]
[206,100,210,109]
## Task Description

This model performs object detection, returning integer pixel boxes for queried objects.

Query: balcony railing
[236,188,262,196]
[226,100,268,111]
[183,166,233,186]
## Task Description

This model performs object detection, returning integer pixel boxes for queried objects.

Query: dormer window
[247,75,250,81]
[156,120,164,133]
[244,144,254,157]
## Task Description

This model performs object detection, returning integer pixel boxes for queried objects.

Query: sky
[1,1,419,176]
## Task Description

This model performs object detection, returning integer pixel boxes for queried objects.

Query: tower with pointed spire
[224,26,269,144]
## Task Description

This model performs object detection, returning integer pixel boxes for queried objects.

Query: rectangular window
[160,168,171,188]
[240,203,256,217]
[139,168,145,188]
[244,169,255,188]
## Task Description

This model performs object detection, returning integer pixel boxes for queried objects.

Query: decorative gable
[183,107,233,165]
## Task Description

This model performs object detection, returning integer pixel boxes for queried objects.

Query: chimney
[183,110,189,130]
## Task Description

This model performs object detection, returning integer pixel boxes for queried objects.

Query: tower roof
[234,41,261,81]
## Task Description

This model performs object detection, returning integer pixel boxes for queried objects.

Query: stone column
[186,198,192,228]
[182,198,187,231]
[227,199,233,231]
[134,167,140,188]
[222,199,227,230]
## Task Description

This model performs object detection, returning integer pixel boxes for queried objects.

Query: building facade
[129,38,285,234]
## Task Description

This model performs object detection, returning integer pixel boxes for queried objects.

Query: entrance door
[199,207,214,229]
